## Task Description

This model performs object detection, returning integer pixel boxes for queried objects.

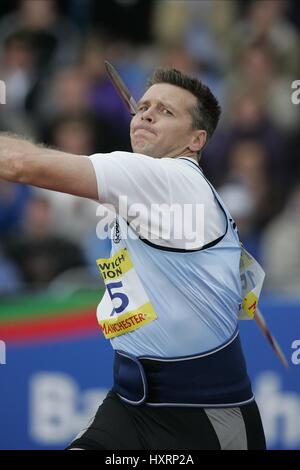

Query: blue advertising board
[0,296,299,450]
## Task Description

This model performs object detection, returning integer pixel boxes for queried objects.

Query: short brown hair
[147,68,221,148]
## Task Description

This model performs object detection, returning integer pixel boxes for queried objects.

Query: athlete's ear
[189,130,207,153]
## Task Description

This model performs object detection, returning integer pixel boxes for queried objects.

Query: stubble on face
[131,132,158,156]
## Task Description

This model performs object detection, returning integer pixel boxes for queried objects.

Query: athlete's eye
[162,108,173,116]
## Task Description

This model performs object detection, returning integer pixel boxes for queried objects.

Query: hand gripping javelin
[104,60,289,369]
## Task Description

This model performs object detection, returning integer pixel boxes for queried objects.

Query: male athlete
[0,68,266,450]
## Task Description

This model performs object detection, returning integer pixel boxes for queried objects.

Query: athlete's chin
[132,141,160,158]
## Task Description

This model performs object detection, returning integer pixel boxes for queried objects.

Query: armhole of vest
[125,158,229,253]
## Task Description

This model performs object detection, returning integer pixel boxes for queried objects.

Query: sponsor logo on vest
[98,252,126,280]
[100,312,146,336]
[113,218,121,243]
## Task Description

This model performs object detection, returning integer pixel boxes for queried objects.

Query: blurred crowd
[0,0,300,297]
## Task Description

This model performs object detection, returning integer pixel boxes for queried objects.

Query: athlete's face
[130,83,206,158]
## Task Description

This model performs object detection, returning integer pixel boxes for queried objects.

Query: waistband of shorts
[112,331,254,407]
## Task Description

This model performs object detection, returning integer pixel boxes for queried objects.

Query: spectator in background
[182,0,232,77]
[92,0,154,45]
[0,180,32,241]
[229,88,288,171]
[0,0,82,131]
[34,65,92,130]
[231,0,300,77]
[79,35,132,150]
[222,140,279,229]
[223,40,299,132]
[152,0,189,47]
[0,31,35,111]
[0,0,81,70]
[0,245,23,296]
[261,183,300,295]
[152,0,237,72]
[5,196,85,290]
[46,114,98,156]
[0,31,38,135]
[202,87,288,197]
[34,113,111,277]
[216,139,279,261]
[34,114,101,246]
[157,43,223,108]
[152,0,232,103]
[0,0,299,297]
[218,181,261,260]
[35,56,130,151]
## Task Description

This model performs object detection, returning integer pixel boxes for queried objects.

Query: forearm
[0,133,98,199]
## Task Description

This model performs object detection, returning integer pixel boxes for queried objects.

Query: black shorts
[66,390,266,450]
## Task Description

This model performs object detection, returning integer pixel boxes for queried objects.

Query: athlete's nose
[141,107,154,123]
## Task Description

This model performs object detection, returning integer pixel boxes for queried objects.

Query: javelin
[254,307,288,368]
[105,61,137,115]
[104,60,289,369]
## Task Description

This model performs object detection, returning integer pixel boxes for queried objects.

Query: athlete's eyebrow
[137,99,178,113]
[136,99,147,108]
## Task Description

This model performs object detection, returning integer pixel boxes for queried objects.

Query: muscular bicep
[21,148,99,200]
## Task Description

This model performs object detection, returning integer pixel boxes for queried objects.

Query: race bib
[96,247,158,338]
[238,245,265,320]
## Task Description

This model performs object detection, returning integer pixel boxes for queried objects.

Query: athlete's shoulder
[90,150,156,159]
[89,151,165,167]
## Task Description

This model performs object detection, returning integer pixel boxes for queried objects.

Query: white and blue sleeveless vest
[98,157,253,407]
[110,157,242,357]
